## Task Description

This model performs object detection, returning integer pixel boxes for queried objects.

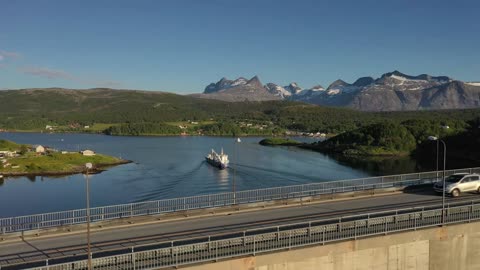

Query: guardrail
[27,199,480,270]
[2,167,480,234]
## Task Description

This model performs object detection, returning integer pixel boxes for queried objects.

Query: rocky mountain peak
[265,83,291,98]
[384,70,407,77]
[204,83,220,94]
[310,84,325,91]
[353,77,374,87]
[231,77,248,87]
[327,79,349,90]
[247,75,263,89]
[284,82,303,94]
[204,76,260,94]
[199,75,283,102]
[417,74,451,83]
[379,70,451,84]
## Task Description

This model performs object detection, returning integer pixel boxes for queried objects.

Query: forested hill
[1,88,480,135]
[0,88,298,132]
[0,88,282,125]
[0,88,224,124]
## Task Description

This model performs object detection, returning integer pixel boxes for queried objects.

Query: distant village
[285,131,327,138]
[177,120,327,137]
[1,121,330,138]
[45,124,91,131]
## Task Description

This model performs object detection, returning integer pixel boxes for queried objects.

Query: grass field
[1,139,127,175]
[86,123,121,132]
[1,152,124,174]
[0,139,21,151]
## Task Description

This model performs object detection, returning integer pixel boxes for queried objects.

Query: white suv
[434,173,480,197]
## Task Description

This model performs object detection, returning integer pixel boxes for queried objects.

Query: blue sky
[1,0,479,93]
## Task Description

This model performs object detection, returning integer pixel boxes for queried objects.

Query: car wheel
[452,189,460,197]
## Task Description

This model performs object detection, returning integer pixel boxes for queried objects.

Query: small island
[0,139,130,177]
[259,137,303,146]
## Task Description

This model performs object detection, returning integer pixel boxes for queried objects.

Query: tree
[19,145,29,155]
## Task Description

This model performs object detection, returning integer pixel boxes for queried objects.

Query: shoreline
[1,130,328,139]
[0,159,132,177]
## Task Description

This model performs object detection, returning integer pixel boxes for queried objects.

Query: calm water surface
[0,133,372,217]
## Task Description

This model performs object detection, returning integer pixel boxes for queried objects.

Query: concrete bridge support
[183,222,480,270]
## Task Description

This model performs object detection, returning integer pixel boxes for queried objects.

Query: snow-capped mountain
[193,76,282,102]
[290,84,326,101]
[265,83,292,98]
[204,77,248,93]
[370,71,451,91]
[195,71,480,111]
[284,83,303,95]
[267,83,326,99]
[304,71,479,111]
[325,79,359,95]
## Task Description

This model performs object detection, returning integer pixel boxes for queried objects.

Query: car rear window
[446,175,465,183]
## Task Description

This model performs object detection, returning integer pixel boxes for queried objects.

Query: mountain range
[191,76,283,102]
[195,71,480,111]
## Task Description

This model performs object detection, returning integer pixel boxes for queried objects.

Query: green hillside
[310,122,417,156]
[1,88,480,136]
[0,139,22,151]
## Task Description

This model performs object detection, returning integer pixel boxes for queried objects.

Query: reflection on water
[329,154,421,176]
[212,164,230,184]
[0,133,371,217]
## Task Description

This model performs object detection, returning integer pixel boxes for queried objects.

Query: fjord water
[0,133,372,217]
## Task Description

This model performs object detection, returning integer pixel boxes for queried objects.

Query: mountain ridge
[198,71,480,111]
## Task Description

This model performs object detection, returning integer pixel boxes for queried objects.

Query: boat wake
[131,161,205,202]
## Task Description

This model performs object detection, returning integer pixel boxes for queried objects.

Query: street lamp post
[232,138,241,204]
[436,139,439,180]
[428,136,447,224]
[85,162,93,270]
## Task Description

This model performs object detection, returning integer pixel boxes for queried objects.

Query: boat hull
[205,157,228,169]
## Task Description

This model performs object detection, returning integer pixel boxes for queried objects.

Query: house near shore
[81,150,96,156]
[33,145,45,153]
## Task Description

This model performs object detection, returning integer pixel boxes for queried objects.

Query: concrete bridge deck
[1,188,479,269]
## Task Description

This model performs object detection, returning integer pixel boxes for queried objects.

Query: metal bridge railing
[2,167,479,234]
[28,200,480,270]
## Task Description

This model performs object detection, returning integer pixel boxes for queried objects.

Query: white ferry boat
[205,148,229,169]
